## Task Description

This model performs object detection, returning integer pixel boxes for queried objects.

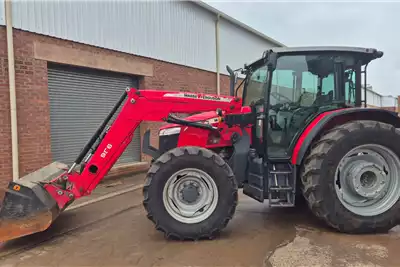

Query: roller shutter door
[47,63,141,165]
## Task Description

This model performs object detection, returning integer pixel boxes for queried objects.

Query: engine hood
[160,111,218,130]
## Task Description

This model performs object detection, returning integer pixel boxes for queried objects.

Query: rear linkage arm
[44,87,243,211]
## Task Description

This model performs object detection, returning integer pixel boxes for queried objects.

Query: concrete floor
[1,183,400,267]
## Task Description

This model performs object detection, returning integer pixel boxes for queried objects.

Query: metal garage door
[47,63,141,165]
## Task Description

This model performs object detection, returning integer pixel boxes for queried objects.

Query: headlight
[204,117,220,124]
[159,127,181,136]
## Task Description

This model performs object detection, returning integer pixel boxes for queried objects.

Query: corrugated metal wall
[381,95,398,107]
[2,0,216,72]
[363,89,382,107]
[0,0,277,74]
[219,19,275,75]
[361,86,398,109]
[0,1,4,25]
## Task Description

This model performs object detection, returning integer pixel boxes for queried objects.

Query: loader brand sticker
[163,93,231,102]
[101,144,113,159]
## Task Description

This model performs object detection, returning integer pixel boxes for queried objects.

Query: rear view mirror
[226,65,237,96]
[226,65,234,76]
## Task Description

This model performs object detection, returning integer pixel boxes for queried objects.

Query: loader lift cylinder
[69,89,128,173]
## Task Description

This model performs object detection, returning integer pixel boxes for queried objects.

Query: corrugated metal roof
[0,0,284,74]
[193,0,285,47]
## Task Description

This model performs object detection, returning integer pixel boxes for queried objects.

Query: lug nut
[57,190,63,196]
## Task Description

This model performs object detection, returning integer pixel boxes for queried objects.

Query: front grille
[159,134,179,153]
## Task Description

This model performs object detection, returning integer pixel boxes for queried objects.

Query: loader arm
[46,88,243,209]
[0,87,243,242]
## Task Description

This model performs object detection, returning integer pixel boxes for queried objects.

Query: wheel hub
[179,182,201,204]
[162,168,219,224]
[347,162,386,199]
[335,144,400,217]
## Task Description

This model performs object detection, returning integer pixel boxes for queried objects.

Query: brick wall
[398,96,400,114]
[0,27,53,188]
[0,26,232,187]
[0,28,11,188]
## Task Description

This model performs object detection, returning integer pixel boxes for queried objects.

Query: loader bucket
[0,162,68,243]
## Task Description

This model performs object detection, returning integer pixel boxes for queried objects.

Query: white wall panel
[2,0,283,76]
[382,95,397,107]
[219,18,276,76]
[363,88,382,107]
[9,0,217,72]
[0,0,5,25]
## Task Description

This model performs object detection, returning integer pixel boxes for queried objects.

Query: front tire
[301,120,400,234]
[143,146,238,240]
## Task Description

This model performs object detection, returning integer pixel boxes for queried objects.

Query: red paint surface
[161,104,252,150]
[46,89,243,206]
[291,110,343,165]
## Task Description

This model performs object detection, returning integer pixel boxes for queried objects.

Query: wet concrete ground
[1,185,400,267]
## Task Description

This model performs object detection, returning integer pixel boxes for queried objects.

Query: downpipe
[5,0,19,181]
[215,14,220,95]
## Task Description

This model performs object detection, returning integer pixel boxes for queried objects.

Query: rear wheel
[143,146,238,240]
[301,120,400,233]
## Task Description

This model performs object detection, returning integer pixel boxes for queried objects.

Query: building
[0,0,284,187]
[363,84,399,113]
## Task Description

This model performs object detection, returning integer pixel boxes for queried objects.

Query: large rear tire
[301,120,400,234]
[143,146,238,240]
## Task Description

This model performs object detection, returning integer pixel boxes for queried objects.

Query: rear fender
[292,108,400,166]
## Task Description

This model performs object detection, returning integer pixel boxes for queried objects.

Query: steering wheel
[270,91,292,104]
[271,92,305,111]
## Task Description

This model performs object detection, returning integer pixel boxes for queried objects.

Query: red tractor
[1,46,400,243]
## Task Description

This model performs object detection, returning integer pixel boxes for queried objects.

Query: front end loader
[2,46,400,243]
[0,88,244,242]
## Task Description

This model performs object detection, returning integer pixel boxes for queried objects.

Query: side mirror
[226,65,234,76]
[267,52,277,70]
[226,65,237,96]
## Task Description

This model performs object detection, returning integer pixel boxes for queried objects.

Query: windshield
[243,64,268,106]
[242,53,357,107]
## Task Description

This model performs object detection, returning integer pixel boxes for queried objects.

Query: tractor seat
[314,90,333,105]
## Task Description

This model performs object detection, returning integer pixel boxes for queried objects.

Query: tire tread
[142,146,238,240]
[300,120,400,234]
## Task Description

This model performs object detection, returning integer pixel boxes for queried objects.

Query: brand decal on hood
[163,92,231,102]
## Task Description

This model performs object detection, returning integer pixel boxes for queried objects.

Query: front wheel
[143,146,238,240]
[301,120,400,234]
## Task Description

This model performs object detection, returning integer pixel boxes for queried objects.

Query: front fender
[292,108,400,165]
[142,126,232,159]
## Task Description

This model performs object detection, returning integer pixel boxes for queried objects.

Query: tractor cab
[232,46,384,159]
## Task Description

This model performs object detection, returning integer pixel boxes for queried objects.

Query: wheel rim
[334,144,400,216]
[162,168,219,224]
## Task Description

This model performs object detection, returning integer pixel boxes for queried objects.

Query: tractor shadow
[216,192,353,240]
